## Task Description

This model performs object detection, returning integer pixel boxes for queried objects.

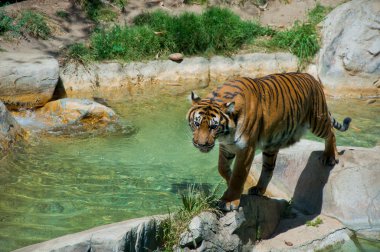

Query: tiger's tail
[330,115,351,132]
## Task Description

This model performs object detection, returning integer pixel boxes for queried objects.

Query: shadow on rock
[178,195,287,251]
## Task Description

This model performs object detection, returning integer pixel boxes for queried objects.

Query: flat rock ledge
[247,140,380,239]
[13,215,165,252]
[60,53,298,99]
[0,52,59,110]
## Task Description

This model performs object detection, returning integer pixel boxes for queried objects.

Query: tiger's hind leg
[322,130,338,166]
[248,149,279,196]
[311,117,338,166]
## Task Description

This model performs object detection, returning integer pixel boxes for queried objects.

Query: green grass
[68,7,274,62]
[308,4,332,26]
[65,4,332,65]
[161,184,220,250]
[18,11,51,39]
[0,10,14,35]
[262,4,332,66]
[74,0,124,22]
[0,10,51,39]
[66,43,93,63]
[267,22,319,66]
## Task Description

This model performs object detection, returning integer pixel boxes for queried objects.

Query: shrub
[0,10,14,35]
[308,4,332,26]
[90,25,162,61]
[268,22,319,65]
[66,43,93,63]
[18,11,51,39]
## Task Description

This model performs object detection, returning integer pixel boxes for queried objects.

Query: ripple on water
[0,95,379,251]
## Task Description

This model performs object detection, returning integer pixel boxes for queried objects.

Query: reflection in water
[0,95,379,251]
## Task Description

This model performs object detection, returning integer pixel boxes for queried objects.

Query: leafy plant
[306,217,323,227]
[308,4,332,26]
[18,11,51,39]
[66,43,93,63]
[268,22,319,65]
[161,184,221,250]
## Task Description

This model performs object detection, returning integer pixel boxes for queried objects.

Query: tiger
[186,72,351,211]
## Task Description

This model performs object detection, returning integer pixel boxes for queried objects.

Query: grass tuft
[18,11,51,39]
[66,43,93,64]
[0,10,14,35]
[306,217,323,227]
[308,4,332,26]
[161,184,221,250]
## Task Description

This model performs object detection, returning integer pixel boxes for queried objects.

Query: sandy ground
[0,0,346,56]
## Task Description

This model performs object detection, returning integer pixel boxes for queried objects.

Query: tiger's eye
[210,124,218,130]
[194,121,200,127]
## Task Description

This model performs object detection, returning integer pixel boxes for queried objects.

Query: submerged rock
[12,98,131,136]
[0,101,25,158]
[178,196,287,251]
[0,53,59,110]
[248,140,380,238]
[318,0,380,96]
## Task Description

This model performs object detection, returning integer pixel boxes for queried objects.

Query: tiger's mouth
[192,140,215,153]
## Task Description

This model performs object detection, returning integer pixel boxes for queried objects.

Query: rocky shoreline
[0,0,379,251]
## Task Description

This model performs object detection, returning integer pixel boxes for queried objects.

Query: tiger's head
[186,92,235,153]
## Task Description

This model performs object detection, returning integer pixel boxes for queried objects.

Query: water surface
[0,94,379,251]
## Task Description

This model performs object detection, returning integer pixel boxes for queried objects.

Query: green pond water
[0,94,379,251]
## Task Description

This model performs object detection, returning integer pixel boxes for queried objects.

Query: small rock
[169,53,184,62]
[285,241,293,246]
[366,99,376,104]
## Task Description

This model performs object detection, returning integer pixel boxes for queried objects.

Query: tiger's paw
[321,153,339,166]
[248,186,265,196]
[217,199,240,212]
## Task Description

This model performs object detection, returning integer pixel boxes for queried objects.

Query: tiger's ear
[225,102,235,115]
[190,91,201,105]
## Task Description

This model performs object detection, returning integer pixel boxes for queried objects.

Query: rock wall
[317,0,380,97]
[60,53,298,99]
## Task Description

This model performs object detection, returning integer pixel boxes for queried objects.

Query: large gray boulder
[0,53,59,110]
[0,101,25,158]
[318,0,380,95]
[178,196,287,251]
[248,140,380,238]
[13,216,164,252]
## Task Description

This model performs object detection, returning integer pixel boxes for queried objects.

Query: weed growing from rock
[161,184,221,250]
[306,217,323,227]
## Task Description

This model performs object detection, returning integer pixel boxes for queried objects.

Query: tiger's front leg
[218,145,235,184]
[219,145,255,211]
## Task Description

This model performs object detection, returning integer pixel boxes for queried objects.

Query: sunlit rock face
[0,53,59,110]
[318,0,380,96]
[12,98,131,136]
[0,102,26,158]
[248,140,380,238]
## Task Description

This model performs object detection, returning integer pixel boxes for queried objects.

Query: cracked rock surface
[248,139,380,238]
